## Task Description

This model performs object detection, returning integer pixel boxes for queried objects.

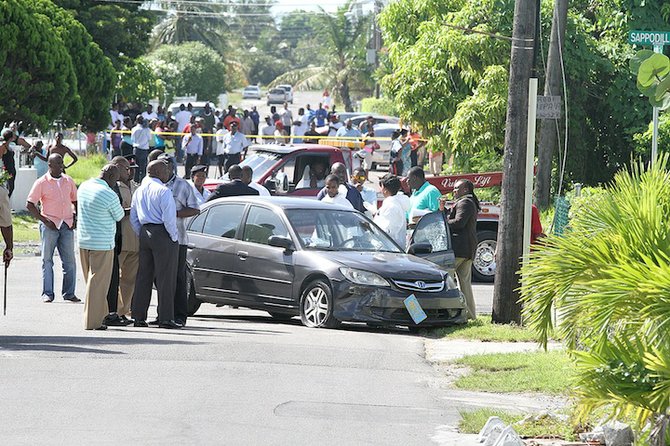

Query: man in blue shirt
[130,160,181,329]
[315,102,328,127]
[335,119,362,139]
[407,166,441,225]
[77,164,125,330]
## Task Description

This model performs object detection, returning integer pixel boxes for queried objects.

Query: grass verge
[431,316,542,342]
[453,350,573,394]
[459,408,577,440]
[13,213,40,243]
[67,154,108,186]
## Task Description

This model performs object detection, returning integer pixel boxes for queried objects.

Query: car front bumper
[330,280,467,327]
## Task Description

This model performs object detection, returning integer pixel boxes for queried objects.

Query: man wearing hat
[155,153,199,326]
[104,155,139,325]
[189,165,211,205]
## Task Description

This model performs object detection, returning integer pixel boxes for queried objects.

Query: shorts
[0,186,11,227]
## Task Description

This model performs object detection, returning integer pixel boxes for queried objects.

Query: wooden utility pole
[535,0,569,210]
[492,0,538,324]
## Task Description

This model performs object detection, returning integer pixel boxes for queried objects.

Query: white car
[276,84,293,104]
[242,85,262,100]
[267,88,287,105]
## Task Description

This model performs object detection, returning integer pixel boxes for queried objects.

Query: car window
[188,209,208,233]
[295,155,330,189]
[242,206,290,245]
[412,211,451,252]
[202,204,246,238]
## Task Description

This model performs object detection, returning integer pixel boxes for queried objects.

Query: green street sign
[629,30,670,46]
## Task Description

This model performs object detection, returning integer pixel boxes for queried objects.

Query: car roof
[168,101,214,109]
[202,196,353,212]
[374,122,402,130]
[249,143,340,154]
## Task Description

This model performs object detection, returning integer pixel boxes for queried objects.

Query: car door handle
[237,251,248,260]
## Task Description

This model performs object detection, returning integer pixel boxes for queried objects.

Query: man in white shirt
[280,102,293,136]
[222,121,249,172]
[182,126,203,179]
[131,116,152,182]
[141,104,157,122]
[351,168,377,217]
[261,115,275,142]
[374,174,410,248]
[174,104,192,163]
[110,103,124,128]
[292,107,309,144]
[215,121,229,177]
[241,166,270,196]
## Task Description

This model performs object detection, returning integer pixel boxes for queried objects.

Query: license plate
[403,294,427,324]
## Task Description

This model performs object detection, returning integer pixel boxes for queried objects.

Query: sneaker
[63,296,81,303]
[42,295,54,303]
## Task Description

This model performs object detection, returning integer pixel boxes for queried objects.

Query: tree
[143,42,227,105]
[0,0,79,129]
[27,0,116,131]
[116,58,165,108]
[521,156,670,446]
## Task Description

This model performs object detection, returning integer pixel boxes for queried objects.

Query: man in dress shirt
[129,160,181,329]
[222,121,249,172]
[157,154,200,326]
[182,125,203,179]
[131,116,152,181]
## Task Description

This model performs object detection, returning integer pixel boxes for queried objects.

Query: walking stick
[3,261,6,316]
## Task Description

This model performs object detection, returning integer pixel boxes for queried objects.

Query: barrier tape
[109,129,393,141]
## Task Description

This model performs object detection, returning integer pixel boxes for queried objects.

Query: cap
[191,165,208,175]
[157,152,175,164]
[124,154,139,168]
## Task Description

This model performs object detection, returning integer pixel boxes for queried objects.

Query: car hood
[322,251,445,281]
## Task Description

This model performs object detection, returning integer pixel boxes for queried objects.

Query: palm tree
[270,1,373,111]
[520,156,670,445]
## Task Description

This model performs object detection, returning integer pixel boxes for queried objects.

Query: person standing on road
[27,154,79,303]
[207,164,259,201]
[131,116,151,182]
[157,154,200,327]
[280,102,293,137]
[315,103,327,127]
[249,106,260,141]
[407,166,441,225]
[316,163,365,213]
[215,122,228,177]
[292,108,308,144]
[303,121,322,144]
[105,155,140,326]
[223,121,250,172]
[174,104,192,163]
[141,104,157,122]
[374,174,410,247]
[440,179,479,321]
[223,107,241,131]
[130,160,180,329]
[240,109,254,137]
[0,130,14,268]
[189,165,211,205]
[77,165,125,330]
[336,119,362,140]
[182,125,203,179]
[241,165,270,196]
[201,104,216,168]
[261,116,276,142]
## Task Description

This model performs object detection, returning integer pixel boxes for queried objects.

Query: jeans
[40,222,77,299]
[134,148,149,183]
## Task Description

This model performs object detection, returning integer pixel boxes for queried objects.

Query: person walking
[105,155,140,325]
[77,165,125,330]
[26,154,79,303]
[157,154,199,327]
[130,160,181,329]
[440,179,479,321]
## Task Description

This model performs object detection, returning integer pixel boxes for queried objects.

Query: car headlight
[445,273,459,291]
[339,268,390,287]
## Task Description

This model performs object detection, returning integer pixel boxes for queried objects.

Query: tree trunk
[492,0,538,324]
[535,0,568,210]
[338,77,354,112]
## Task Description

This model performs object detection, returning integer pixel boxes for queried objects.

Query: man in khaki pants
[77,165,125,330]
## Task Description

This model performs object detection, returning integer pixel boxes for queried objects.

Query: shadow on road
[0,336,201,355]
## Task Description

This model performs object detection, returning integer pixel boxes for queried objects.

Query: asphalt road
[0,254,493,445]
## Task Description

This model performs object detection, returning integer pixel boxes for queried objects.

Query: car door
[410,211,456,271]
[188,203,247,303]
[235,205,296,311]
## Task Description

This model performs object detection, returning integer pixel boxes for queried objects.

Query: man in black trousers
[129,160,181,329]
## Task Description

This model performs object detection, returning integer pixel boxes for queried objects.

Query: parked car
[185,197,467,329]
[242,85,262,100]
[276,84,294,103]
[351,114,400,127]
[367,123,400,170]
[267,88,287,105]
[167,101,216,118]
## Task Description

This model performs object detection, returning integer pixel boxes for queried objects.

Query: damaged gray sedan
[186,197,467,329]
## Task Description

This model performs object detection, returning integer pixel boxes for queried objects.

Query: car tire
[186,272,202,316]
[472,230,497,283]
[299,279,339,328]
[268,312,294,321]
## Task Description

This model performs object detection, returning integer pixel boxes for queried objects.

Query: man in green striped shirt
[77,165,125,330]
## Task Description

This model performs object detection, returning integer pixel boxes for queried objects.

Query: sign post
[629,30,670,164]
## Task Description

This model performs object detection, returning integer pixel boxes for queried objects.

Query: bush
[360,97,398,116]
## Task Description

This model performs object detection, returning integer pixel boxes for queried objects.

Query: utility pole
[535,0,569,210]
[492,0,538,324]
[373,0,382,99]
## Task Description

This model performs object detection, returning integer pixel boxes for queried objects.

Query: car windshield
[219,151,280,182]
[285,209,402,253]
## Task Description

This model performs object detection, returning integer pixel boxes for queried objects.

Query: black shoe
[133,320,148,327]
[94,325,107,330]
[158,320,182,329]
[64,296,82,303]
[104,314,133,327]
[174,319,186,327]
[120,315,132,324]
[148,319,160,326]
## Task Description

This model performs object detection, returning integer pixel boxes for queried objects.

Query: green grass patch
[454,350,574,394]
[67,154,107,186]
[13,213,40,243]
[431,316,542,342]
[459,408,577,440]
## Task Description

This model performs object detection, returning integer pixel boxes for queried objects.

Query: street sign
[628,30,670,46]
[536,95,562,119]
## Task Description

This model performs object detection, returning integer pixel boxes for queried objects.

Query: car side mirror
[407,242,432,255]
[268,235,295,252]
[275,172,289,195]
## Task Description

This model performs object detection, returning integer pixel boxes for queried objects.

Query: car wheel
[186,272,202,316]
[268,312,294,321]
[472,230,497,283]
[300,279,339,328]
